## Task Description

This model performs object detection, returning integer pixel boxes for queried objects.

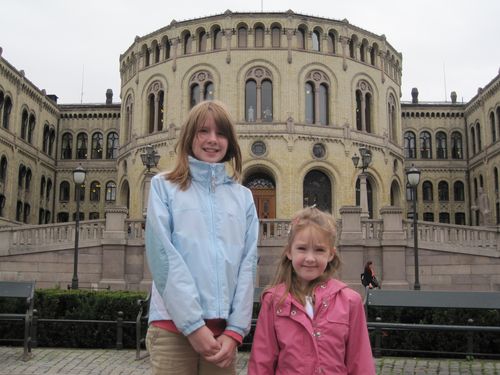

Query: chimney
[106,89,113,105]
[450,91,457,104]
[411,88,419,104]
[47,94,58,103]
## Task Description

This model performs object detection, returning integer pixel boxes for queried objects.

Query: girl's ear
[328,246,336,262]
[286,251,292,261]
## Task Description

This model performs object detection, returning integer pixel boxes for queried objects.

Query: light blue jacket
[145,156,259,337]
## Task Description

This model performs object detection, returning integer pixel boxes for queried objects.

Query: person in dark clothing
[361,261,380,289]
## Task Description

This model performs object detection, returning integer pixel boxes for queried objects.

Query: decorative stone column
[380,206,409,289]
[338,206,364,287]
[100,206,129,290]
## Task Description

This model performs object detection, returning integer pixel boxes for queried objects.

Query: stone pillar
[359,173,369,218]
[338,206,364,288]
[100,207,128,290]
[380,206,409,289]
[142,171,155,217]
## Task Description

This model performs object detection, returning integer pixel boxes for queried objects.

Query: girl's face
[287,226,334,288]
[192,114,228,163]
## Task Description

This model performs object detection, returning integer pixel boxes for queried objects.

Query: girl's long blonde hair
[270,206,341,306]
[166,100,242,190]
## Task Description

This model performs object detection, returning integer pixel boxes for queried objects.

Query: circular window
[312,143,326,159]
[251,141,266,156]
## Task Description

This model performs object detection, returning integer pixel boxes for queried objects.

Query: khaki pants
[146,325,236,375]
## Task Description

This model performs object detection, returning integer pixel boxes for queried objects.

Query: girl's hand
[204,334,238,368]
[187,326,221,357]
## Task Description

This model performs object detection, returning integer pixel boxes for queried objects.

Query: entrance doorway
[244,173,276,219]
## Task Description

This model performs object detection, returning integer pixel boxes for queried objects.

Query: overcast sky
[1,0,498,105]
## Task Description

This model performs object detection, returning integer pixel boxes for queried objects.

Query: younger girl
[145,100,259,374]
[248,207,375,374]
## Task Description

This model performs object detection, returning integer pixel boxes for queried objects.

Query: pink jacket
[248,279,375,374]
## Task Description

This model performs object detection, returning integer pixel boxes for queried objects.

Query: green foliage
[0,289,147,349]
[368,306,500,357]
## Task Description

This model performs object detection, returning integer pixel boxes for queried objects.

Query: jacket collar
[188,156,232,186]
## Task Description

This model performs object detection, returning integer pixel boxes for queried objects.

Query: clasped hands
[187,325,238,368]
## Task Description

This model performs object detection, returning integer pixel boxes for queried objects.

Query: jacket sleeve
[225,189,259,337]
[248,293,279,375]
[145,175,205,336]
[345,292,376,375]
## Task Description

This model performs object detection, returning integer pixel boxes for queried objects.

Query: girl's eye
[316,248,327,253]
[199,128,208,133]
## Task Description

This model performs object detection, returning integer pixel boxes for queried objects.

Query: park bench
[364,289,500,358]
[0,280,36,360]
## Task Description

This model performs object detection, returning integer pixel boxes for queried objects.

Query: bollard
[116,311,124,350]
[466,318,474,360]
[374,317,382,358]
[31,309,38,348]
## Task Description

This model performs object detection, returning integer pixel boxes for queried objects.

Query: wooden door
[251,188,276,219]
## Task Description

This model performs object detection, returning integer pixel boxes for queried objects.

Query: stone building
[0,10,499,229]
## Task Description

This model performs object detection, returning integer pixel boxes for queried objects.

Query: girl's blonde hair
[166,100,242,190]
[270,206,341,305]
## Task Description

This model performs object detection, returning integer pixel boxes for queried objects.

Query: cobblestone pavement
[1,346,500,374]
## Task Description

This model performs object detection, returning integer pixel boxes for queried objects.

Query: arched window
[124,95,133,143]
[21,110,28,140]
[271,25,281,47]
[495,167,499,194]
[90,181,101,201]
[146,81,165,133]
[303,170,332,212]
[43,124,50,153]
[423,212,434,222]
[327,32,336,54]
[355,80,373,132]
[213,26,223,50]
[360,40,367,62]
[438,181,449,201]
[105,181,117,202]
[451,131,463,159]
[420,131,432,158]
[106,132,119,159]
[305,70,330,125]
[46,178,52,201]
[91,132,103,159]
[16,201,23,221]
[25,168,32,191]
[27,114,35,144]
[296,26,306,49]
[370,44,378,66]
[349,38,355,58]
[0,194,5,217]
[476,122,482,151]
[89,212,100,220]
[436,131,447,159]
[0,156,7,183]
[422,181,433,201]
[59,181,70,202]
[40,176,46,198]
[237,26,247,48]
[76,132,88,159]
[198,30,207,52]
[61,133,73,159]
[490,112,496,143]
[18,165,26,189]
[49,128,56,156]
[2,96,12,129]
[470,126,476,155]
[164,38,171,59]
[312,30,320,51]
[388,94,397,141]
[189,71,214,108]
[183,32,192,55]
[404,131,416,158]
[244,67,273,122]
[439,212,450,224]
[254,25,264,48]
[23,203,30,223]
[143,45,150,67]
[57,212,69,223]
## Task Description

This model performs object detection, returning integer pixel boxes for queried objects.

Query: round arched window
[312,143,326,159]
[251,141,267,157]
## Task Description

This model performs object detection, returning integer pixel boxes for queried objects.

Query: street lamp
[406,164,421,290]
[140,144,160,172]
[71,164,86,290]
[352,147,372,217]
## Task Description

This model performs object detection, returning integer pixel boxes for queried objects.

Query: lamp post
[352,147,372,218]
[71,164,86,290]
[140,145,161,218]
[406,164,421,290]
[140,144,160,172]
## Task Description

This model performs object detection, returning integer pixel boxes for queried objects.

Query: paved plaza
[1,346,500,374]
